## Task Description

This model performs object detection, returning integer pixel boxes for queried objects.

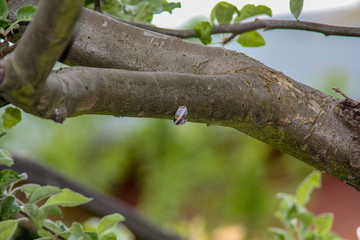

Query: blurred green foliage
[85,0,180,23]
[269,171,341,239]
[0,113,312,237]
[315,68,349,98]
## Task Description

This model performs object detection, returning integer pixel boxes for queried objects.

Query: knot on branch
[0,41,16,59]
[333,98,360,168]
[50,107,67,124]
[334,99,360,132]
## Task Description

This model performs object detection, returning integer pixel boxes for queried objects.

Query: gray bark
[2,0,360,192]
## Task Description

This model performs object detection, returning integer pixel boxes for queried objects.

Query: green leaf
[45,188,92,207]
[210,1,238,24]
[301,231,316,240]
[277,193,296,204]
[326,232,342,240]
[16,5,37,22]
[85,231,100,240]
[41,205,63,217]
[0,195,21,219]
[129,1,181,23]
[234,4,272,22]
[42,219,67,236]
[0,128,6,138]
[37,228,52,238]
[97,213,125,236]
[290,0,303,20]
[100,232,117,240]
[281,203,297,230]
[20,184,40,198]
[296,171,321,207]
[0,19,10,29]
[2,107,21,129]
[99,0,180,23]
[65,222,90,240]
[24,203,46,229]
[286,204,298,220]
[29,185,60,203]
[0,170,26,195]
[297,210,314,228]
[0,218,26,240]
[0,149,13,167]
[0,0,8,20]
[35,237,53,240]
[237,31,265,47]
[315,213,333,236]
[161,2,181,14]
[267,227,292,240]
[274,193,296,224]
[42,220,59,235]
[194,21,213,45]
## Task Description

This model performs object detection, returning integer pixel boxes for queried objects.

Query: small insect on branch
[174,106,188,125]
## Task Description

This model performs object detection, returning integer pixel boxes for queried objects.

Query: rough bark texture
[2,0,360,191]
[62,10,265,74]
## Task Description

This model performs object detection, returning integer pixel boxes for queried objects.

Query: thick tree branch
[3,64,360,189]
[2,1,360,192]
[0,0,83,112]
[61,8,267,73]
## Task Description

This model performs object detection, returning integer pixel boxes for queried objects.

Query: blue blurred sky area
[226,7,360,99]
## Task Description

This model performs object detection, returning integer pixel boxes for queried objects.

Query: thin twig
[94,0,102,13]
[222,33,237,45]
[114,18,360,40]
[332,87,360,104]
[20,211,65,240]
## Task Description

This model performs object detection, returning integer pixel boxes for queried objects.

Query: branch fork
[2,0,360,190]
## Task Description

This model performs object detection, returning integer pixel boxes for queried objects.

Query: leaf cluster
[290,0,304,20]
[0,106,125,239]
[0,160,125,240]
[268,171,342,240]
[193,0,306,46]
[194,2,271,46]
[86,0,180,23]
[0,107,23,181]
[0,0,37,40]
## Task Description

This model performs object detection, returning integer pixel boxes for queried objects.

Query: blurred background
[1,0,360,239]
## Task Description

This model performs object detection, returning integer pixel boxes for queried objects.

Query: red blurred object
[310,174,360,239]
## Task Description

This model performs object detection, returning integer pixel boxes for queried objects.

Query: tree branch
[4,63,360,189]
[7,2,360,45]
[60,8,267,73]
[0,0,83,110]
[113,18,360,39]
[94,0,102,13]
[2,1,360,192]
